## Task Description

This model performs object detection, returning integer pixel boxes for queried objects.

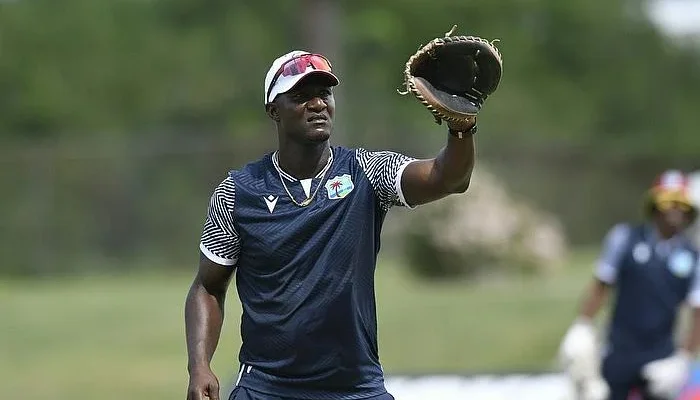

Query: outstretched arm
[401,125,476,207]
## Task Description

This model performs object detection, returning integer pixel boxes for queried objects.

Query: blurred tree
[1,0,699,154]
[1,0,700,274]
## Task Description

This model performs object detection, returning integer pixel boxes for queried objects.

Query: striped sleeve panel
[199,177,241,266]
[355,148,418,212]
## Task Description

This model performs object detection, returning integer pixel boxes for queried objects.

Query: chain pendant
[273,150,333,209]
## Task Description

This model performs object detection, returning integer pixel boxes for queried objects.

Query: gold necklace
[274,151,333,207]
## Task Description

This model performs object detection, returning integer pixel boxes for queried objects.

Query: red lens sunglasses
[267,54,333,101]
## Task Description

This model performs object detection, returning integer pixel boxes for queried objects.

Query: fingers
[187,369,220,400]
[187,386,204,400]
[207,381,221,400]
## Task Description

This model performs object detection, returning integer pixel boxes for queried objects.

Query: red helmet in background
[644,169,698,222]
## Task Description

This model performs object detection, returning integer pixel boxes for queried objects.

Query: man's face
[655,200,693,233]
[268,75,335,144]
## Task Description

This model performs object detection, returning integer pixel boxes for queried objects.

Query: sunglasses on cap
[266,54,333,101]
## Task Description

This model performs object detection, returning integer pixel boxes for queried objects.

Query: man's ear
[265,103,280,121]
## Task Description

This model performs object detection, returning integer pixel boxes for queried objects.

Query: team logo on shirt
[668,249,695,278]
[263,195,278,213]
[325,174,354,200]
[632,242,651,264]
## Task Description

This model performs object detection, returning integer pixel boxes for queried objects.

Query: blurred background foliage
[1,0,700,276]
[4,1,700,398]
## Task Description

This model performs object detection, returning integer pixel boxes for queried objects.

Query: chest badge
[325,174,354,200]
[632,242,651,264]
[668,250,695,278]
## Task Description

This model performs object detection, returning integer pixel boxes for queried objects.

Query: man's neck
[651,221,680,241]
[276,141,331,180]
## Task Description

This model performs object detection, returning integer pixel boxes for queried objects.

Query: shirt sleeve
[355,148,418,212]
[594,223,631,284]
[199,177,241,267]
[687,255,700,307]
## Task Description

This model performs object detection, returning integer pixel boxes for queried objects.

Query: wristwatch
[448,123,477,138]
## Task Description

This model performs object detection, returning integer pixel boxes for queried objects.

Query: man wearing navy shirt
[559,170,700,400]
[184,50,479,400]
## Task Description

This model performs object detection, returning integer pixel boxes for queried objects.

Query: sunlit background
[2,0,700,399]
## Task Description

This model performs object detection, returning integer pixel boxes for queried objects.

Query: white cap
[263,50,340,104]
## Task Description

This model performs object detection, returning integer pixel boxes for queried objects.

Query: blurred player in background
[184,50,478,400]
[685,171,700,249]
[559,170,700,400]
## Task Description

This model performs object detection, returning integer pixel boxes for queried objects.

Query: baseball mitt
[399,25,503,132]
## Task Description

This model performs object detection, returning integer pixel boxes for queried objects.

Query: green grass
[0,254,596,400]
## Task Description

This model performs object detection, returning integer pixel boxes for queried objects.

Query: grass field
[0,253,597,400]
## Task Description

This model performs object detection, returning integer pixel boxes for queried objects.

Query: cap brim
[644,189,699,217]
[266,70,339,104]
[294,70,339,87]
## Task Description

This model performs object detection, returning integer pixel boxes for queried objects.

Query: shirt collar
[271,149,334,182]
[644,222,688,248]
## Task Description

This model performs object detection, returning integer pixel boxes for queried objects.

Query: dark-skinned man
[185,50,478,400]
[559,170,700,400]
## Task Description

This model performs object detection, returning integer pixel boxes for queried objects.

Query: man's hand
[400,25,502,132]
[558,317,609,400]
[579,377,610,400]
[559,317,600,380]
[642,349,692,399]
[187,367,221,400]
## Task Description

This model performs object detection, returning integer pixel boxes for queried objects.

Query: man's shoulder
[227,152,273,181]
[331,145,360,159]
[207,153,273,203]
[609,221,643,235]
[334,145,394,158]
[603,222,636,248]
[609,221,671,247]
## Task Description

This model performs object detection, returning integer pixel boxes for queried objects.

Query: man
[559,170,700,400]
[185,50,478,400]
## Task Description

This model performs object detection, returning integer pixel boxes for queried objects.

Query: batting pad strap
[395,159,418,209]
[200,242,238,266]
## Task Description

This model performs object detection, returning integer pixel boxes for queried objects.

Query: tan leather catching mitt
[400,25,503,132]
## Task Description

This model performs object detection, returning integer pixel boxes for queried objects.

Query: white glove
[641,349,692,400]
[558,318,609,400]
[558,318,601,381]
[580,377,610,400]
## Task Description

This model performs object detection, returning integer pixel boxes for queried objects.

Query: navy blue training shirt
[199,146,417,399]
[595,222,700,360]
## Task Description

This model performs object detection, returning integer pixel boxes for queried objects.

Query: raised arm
[400,126,476,207]
[355,123,476,212]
